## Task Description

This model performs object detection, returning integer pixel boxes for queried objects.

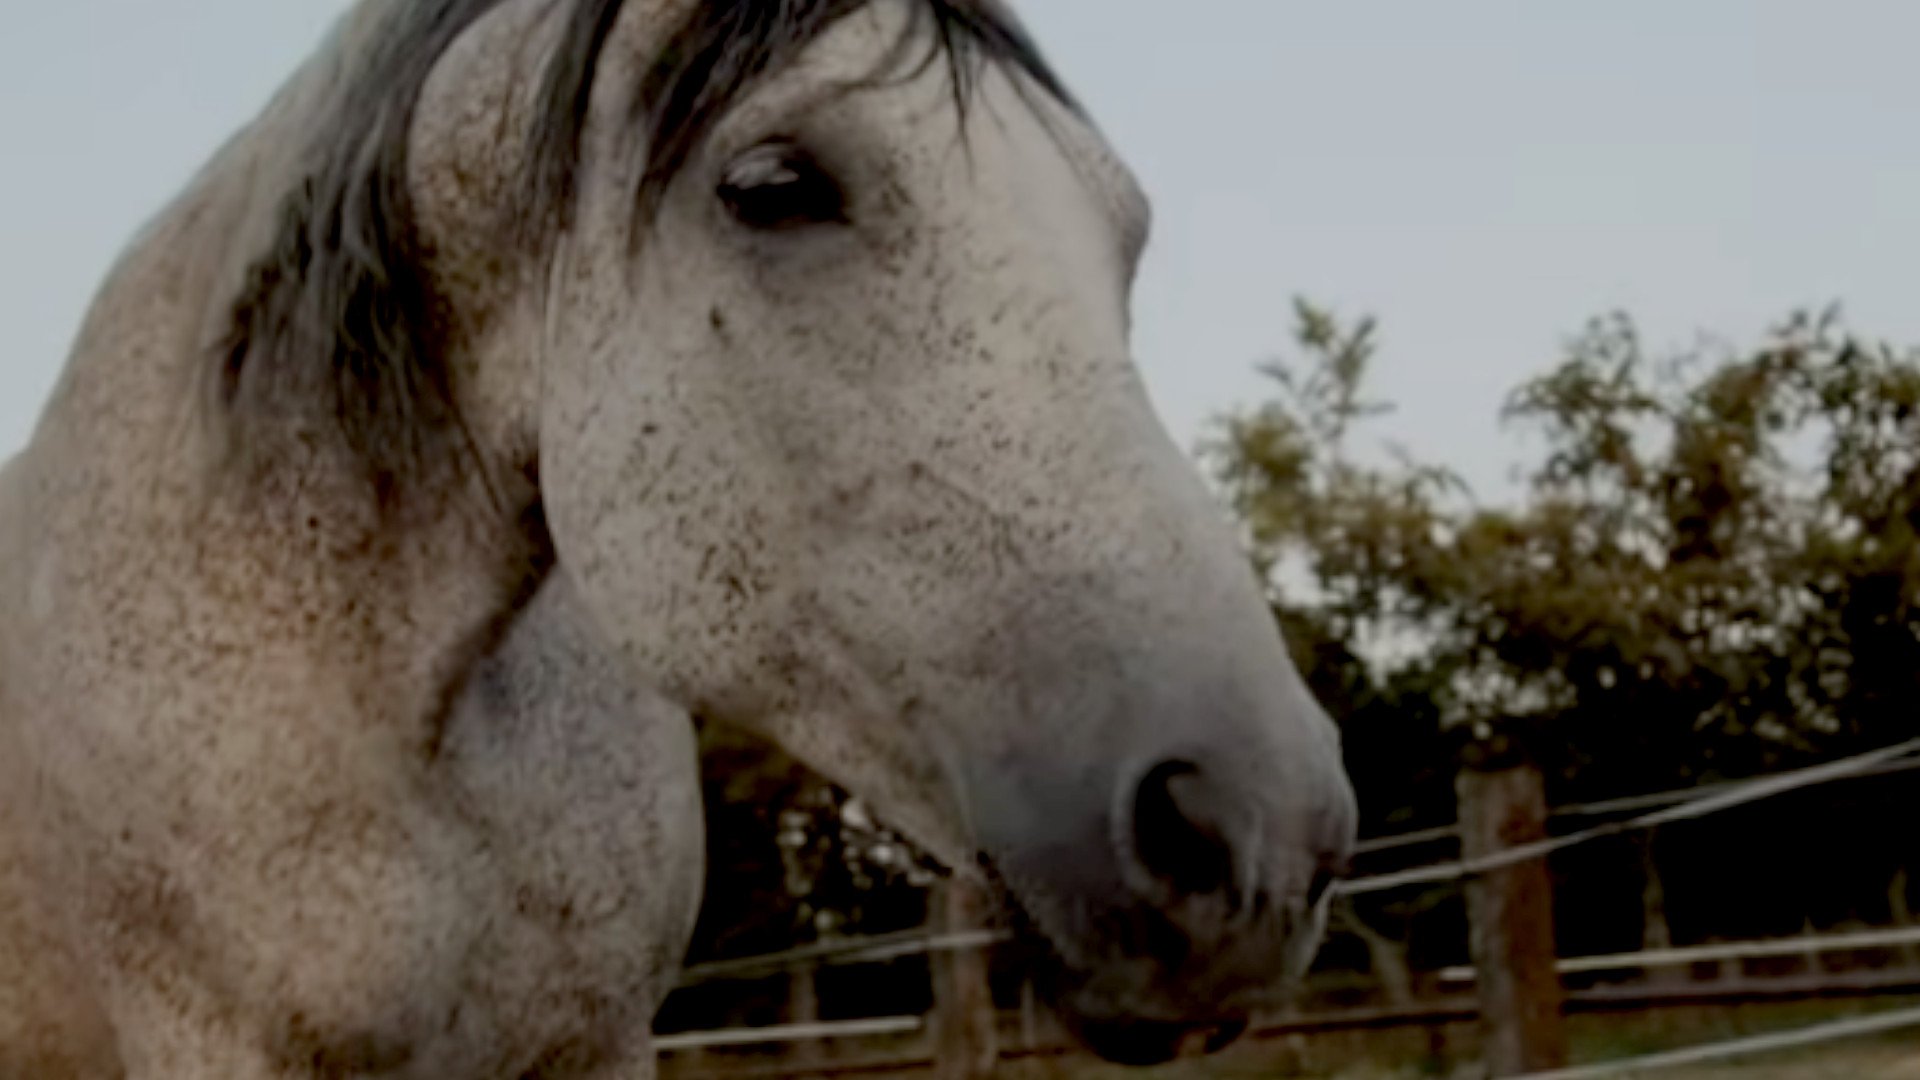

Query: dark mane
[218,0,1072,507]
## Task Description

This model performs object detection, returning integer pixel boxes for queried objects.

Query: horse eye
[718,145,846,230]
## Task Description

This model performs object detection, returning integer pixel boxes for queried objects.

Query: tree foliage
[1206,299,1920,809]
[689,723,936,965]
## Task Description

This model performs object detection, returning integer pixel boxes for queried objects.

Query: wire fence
[657,735,1920,1074]
[656,1015,922,1053]
[1437,924,1920,984]
[1340,734,1920,896]
[1353,754,1920,857]
[657,960,1920,1075]
[677,927,1007,987]
[1514,1004,1920,1080]
[662,734,1920,982]
[659,925,1920,1049]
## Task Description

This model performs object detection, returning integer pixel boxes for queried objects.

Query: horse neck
[32,17,361,470]
[21,17,546,730]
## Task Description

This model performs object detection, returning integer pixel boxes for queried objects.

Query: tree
[659,724,941,1033]
[1209,299,1920,797]
[688,723,937,967]
[1205,299,1920,959]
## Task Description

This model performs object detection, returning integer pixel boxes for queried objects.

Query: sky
[5,2,1920,501]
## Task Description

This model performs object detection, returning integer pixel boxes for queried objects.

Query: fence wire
[665,735,1920,982]
[657,736,1920,1074]
[1339,734,1920,897]
[1515,1003,1920,1079]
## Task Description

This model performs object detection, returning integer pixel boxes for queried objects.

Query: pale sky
[5,3,1919,501]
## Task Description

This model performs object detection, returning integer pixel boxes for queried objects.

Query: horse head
[223,0,1358,1061]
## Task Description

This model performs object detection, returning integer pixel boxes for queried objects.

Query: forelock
[218,0,1075,507]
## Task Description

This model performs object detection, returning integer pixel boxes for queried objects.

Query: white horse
[0,1,1357,1076]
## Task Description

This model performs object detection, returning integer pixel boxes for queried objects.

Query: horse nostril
[1132,759,1236,898]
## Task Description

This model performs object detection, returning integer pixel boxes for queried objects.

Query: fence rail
[1437,923,1920,983]
[1342,735,1920,896]
[656,1015,922,1053]
[677,928,1007,987]
[658,969,1920,1076]
[1516,1003,1920,1080]
[659,737,1920,1075]
[1354,754,1920,856]
[667,737,1920,992]
[656,926,1920,1054]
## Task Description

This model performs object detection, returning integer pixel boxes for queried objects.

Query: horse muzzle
[984,746,1354,1064]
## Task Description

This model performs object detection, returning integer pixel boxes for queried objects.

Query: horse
[0,0,1359,1075]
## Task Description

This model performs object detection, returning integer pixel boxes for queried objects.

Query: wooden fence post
[1017,978,1040,1053]
[930,876,999,1079]
[1637,832,1686,987]
[788,963,825,1075]
[1458,750,1568,1077]
[1890,870,1920,969]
